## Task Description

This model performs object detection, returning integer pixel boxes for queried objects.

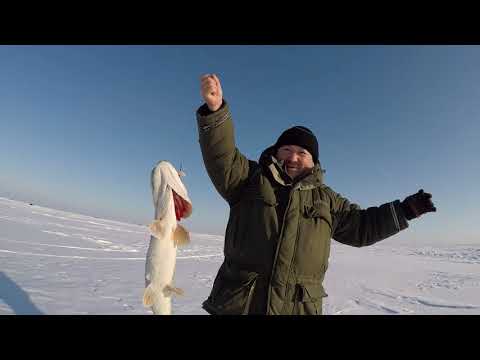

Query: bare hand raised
[200,74,223,112]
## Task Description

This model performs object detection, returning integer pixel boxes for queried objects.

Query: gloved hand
[401,189,437,220]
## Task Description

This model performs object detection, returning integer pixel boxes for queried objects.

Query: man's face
[275,145,315,179]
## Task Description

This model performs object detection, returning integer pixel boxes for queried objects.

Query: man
[196,74,436,315]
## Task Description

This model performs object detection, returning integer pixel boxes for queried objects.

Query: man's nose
[287,152,299,162]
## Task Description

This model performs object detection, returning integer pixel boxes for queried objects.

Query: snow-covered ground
[0,196,479,315]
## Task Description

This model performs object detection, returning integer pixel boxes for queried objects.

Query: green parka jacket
[197,100,409,315]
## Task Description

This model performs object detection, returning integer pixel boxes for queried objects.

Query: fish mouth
[173,190,192,221]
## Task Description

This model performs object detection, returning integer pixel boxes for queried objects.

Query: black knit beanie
[274,126,319,164]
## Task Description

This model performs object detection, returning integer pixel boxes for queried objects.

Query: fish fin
[143,285,155,307]
[172,224,190,246]
[163,284,184,297]
[148,219,165,238]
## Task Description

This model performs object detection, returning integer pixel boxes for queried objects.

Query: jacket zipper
[266,185,297,315]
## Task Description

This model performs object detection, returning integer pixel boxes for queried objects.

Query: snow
[0,196,479,315]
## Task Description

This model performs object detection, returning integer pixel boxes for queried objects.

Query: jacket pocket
[230,184,277,254]
[244,181,278,207]
[203,264,259,315]
[291,282,328,315]
[304,201,332,231]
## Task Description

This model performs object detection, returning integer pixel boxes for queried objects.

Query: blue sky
[0,45,478,243]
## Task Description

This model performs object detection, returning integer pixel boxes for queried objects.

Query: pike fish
[143,160,192,315]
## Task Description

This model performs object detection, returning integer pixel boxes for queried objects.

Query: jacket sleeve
[196,99,256,205]
[325,187,409,247]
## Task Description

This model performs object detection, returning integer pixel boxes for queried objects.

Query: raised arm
[197,74,256,205]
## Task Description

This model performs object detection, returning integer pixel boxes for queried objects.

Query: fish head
[151,161,192,222]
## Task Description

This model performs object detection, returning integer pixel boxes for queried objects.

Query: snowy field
[0,196,479,315]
